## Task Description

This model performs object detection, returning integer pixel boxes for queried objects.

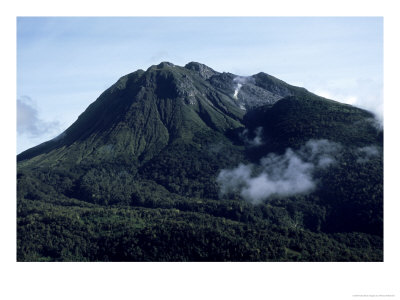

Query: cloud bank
[216,139,341,204]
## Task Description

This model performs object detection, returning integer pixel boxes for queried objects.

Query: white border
[2,1,399,299]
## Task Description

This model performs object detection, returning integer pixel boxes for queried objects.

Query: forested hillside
[17,62,383,261]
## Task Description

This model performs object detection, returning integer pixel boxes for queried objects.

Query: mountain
[17,62,300,166]
[17,62,383,262]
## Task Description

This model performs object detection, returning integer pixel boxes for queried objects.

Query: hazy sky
[17,17,383,153]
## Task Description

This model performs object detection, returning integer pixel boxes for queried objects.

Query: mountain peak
[184,61,219,79]
[156,61,175,68]
[146,61,176,71]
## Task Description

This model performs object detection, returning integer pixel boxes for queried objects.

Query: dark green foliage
[317,151,383,235]
[17,62,383,261]
[17,196,382,262]
[244,95,381,156]
[139,130,246,198]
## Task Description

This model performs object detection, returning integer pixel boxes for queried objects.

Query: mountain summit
[17,61,310,166]
[17,62,383,262]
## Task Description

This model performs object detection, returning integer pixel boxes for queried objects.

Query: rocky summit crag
[17,62,383,262]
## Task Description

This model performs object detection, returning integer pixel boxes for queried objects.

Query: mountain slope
[17,62,383,262]
[18,62,313,167]
[18,63,243,168]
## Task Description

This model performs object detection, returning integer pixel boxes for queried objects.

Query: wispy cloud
[356,145,380,163]
[147,51,170,64]
[312,77,383,124]
[240,127,264,147]
[233,76,254,99]
[217,139,341,204]
[17,96,59,137]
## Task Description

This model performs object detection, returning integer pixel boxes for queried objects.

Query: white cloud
[217,139,341,204]
[17,96,59,136]
[239,127,264,147]
[17,96,61,153]
[310,77,383,123]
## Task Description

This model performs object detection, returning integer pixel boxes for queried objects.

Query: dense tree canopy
[17,62,383,261]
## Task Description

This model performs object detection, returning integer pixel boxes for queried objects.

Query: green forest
[17,62,383,261]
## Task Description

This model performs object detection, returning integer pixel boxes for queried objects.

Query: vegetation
[17,62,383,261]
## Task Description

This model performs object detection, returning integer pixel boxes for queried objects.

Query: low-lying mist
[217,137,382,204]
[216,139,342,204]
[240,127,264,147]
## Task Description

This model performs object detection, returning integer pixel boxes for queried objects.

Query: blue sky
[17,17,383,153]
